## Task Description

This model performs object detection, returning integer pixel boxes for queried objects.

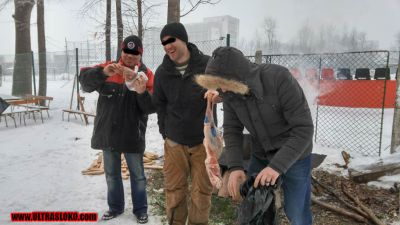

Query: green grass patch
[146,170,238,225]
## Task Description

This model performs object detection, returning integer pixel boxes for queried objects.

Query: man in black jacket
[79,35,154,224]
[196,47,314,225]
[152,22,213,225]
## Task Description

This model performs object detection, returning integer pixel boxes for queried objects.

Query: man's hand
[204,90,222,104]
[132,75,147,94]
[123,66,138,81]
[103,63,123,76]
[228,170,246,201]
[253,166,280,188]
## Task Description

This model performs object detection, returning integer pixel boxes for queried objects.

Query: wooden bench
[62,109,96,125]
[8,98,44,123]
[0,98,43,127]
[0,108,19,128]
[24,94,53,118]
[62,96,96,125]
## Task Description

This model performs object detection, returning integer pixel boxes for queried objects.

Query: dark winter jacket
[196,47,314,174]
[152,43,210,147]
[79,60,155,153]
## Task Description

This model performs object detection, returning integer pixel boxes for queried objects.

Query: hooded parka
[196,47,314,174]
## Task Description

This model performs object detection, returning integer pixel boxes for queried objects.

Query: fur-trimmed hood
[195,47,263,98]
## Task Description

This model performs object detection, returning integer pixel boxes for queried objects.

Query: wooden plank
[25,94,53,101]
[77,96,89,125]
[349,162,400,183]
[7,99,39,105]
[62,109,96,117]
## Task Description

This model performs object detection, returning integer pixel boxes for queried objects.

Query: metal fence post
[0,65,2,87]
[31,51,37,95]
[226,34,230,47]
[390,49,400,154]
[75,48,80,110]
[313,56,323,143]
[255,50,262,64]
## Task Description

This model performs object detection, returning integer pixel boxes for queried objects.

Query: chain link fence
[0,38,225,89]
[248,51,399,156]
[2,40,398,156]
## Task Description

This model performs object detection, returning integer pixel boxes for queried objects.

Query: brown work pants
[163,138,213,225]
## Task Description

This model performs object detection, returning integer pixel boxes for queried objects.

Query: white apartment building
[142,15,239,69]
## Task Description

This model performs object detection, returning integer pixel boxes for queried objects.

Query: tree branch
[0,0,12,11]
[180,0,222,17]
[341,184,386,225]
[311,196,370,224]
[312,177,369,218]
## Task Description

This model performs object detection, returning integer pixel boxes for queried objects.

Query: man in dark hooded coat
[196,46,314,225]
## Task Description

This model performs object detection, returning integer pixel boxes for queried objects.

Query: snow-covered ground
[0,76,399,224]
[0,78,164,225]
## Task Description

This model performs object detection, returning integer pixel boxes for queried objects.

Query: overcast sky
[0,0,399,55]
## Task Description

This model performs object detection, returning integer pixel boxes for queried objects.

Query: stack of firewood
[82,151,163,179]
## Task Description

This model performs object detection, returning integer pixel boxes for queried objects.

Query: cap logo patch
[127,41,135,49]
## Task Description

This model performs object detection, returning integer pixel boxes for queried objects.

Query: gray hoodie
[196,47,314,174]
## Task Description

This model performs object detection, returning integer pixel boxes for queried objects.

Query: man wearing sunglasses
[79,35,154,224]
[152,22,213,225]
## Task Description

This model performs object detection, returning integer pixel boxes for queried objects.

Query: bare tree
[122,0,162,39]
[180,0,221,17]
[296,22,315,53]
[0,0,11,11]
[167,0,179,23]
[80,0,103,17]
[137,0,143,38]
[395,31,400,48]
[82,0,161,57]
[167,0,222,23]
[318,24,340,53]
[12,0,35,96]
[80,0,109,60]
[105,0,111,61]
[348,28,360,51]
[37,0,47,98]
[262,17,277,54]
[116,0,123,58]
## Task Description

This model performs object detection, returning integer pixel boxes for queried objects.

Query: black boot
[136,213,148,224]
[101,210,123,220]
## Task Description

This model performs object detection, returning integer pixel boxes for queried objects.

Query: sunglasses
[161,37,176,46]
[122,49,141,55]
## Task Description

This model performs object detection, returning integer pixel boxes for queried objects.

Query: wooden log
[144,161,156,165]
[341,184,386,225]
[349,162,400,183]
[143,157,153,163]
[144,151,159,160]
[312,177,369,218]
[81,170,104,175]
[311,195,369,224]
[144,165,163,170]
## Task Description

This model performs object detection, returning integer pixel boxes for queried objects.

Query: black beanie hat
[160,22,188,43]
[121,35,143,55]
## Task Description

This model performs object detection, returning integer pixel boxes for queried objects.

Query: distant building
[141,15,239,69]
[185,15,239,47]
[143,15,239,47]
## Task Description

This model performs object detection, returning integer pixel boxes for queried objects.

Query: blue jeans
[103,150,148,216]
[247,154,312,225]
